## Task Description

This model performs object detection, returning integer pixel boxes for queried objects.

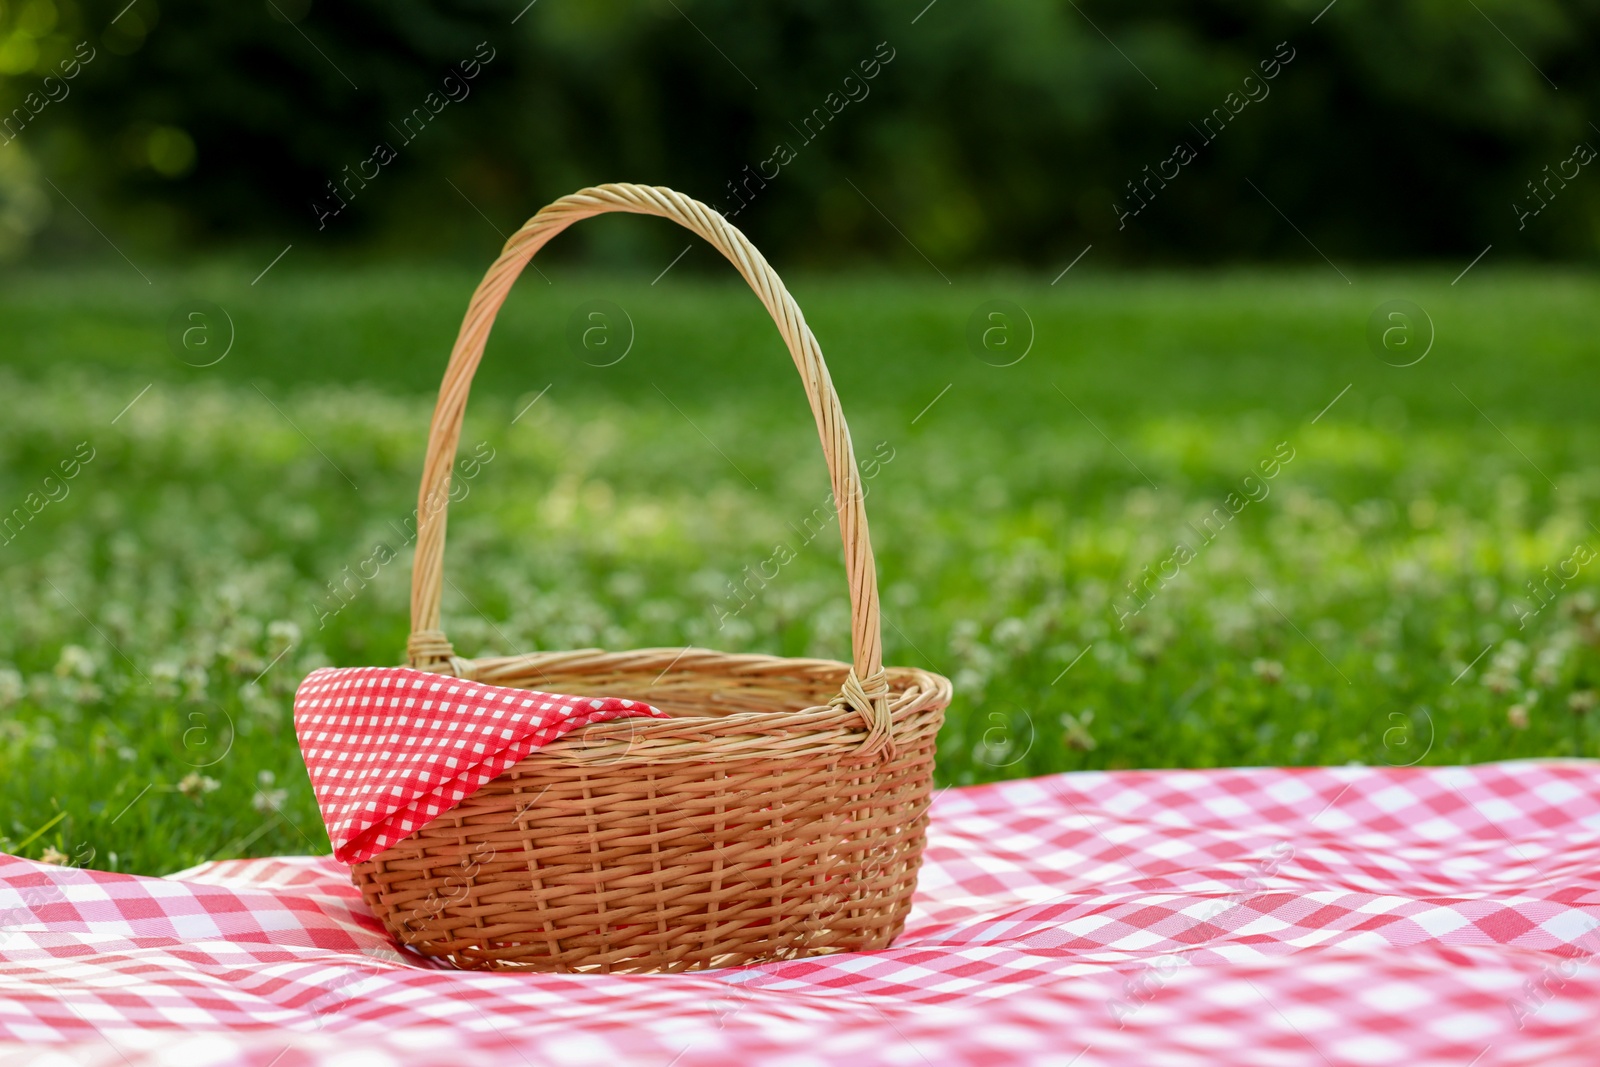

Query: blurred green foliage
[0,0,1597,266]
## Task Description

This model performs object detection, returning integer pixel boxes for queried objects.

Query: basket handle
[407,183,893,752]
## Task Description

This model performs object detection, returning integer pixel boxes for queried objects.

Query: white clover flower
[178,773,220,799]
[950,619,981,645]
[240,683,280,718]
[0,668,22,707]
[54,645,95,680]
[952,668,987,697]
[1132,634,1165,661]
[1251,659,1285,684]
[253,788,289,814]
[266,620,301,649]
[991,617,1031,652]
[1481,671,1516,695]
[1491,641,1527,672]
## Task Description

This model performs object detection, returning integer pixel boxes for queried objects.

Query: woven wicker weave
[350,183,952,974]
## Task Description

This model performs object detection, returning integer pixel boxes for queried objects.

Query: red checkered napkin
[293,666,667,864]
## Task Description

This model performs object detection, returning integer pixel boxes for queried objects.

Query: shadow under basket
[348,182,952,973]
[351,649,949,974]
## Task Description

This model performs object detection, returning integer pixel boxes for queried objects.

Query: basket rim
[421,644,952,765]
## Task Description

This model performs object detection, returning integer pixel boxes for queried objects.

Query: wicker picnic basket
[350,183,952,974]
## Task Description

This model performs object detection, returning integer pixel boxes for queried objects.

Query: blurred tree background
[0,0,1597,268]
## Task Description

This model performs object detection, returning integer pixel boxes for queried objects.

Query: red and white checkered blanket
[3,760,1599,1066]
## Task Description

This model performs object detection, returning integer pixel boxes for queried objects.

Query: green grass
[2,259,1599,876]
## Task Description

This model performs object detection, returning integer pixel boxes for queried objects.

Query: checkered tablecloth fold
[292,666,667,863]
